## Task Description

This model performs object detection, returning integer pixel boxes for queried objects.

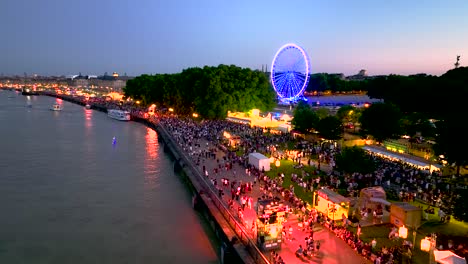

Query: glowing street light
[399,225,408,239]
[421,234,437,264]
[275,160,281,167]
[168,108,174,112]
[192,113,198,118]
[421,237,431,252]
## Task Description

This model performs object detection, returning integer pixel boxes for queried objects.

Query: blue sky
[1,0,467,76]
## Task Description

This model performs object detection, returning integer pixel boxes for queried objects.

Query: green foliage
[366,68,468,120]
[123,65,276,119]
[316,116,343,140]
[364,67,468,172]
[453,189,468,222]
[434,117,468,176]
[359,102,403,143]
[336,105,360,123]
[306,73,369,92]
[335,146,376,174]
[314,108,330,119]
[291,101,319,133]
[400,112,436,138]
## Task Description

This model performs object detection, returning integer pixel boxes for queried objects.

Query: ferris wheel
[270,43,310,101]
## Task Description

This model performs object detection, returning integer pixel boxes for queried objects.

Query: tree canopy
[123,65,276,119]
[316,116,343,141]
[359,102,403,143]
[433,117,468,176]
[306,73,369,93]
[291,101,319,133]
[334,146,376,174]
[364,67,468,173]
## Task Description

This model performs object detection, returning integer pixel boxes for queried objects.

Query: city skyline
[1,0,467,77]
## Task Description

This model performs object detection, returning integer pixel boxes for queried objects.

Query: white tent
[434,250,466,264]
[362,146,442,172]
[248,152,270,172]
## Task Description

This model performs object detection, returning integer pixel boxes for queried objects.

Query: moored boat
[107,109,130,121]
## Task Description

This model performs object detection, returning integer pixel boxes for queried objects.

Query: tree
[359,103,403,143]
[433,118,468,176]
[291,101,319,133]
[336,105,356,123]
[400,112,436,138]
[122,65,276,119]
[316,116,343,141]
[334,146,376,174]
[315,108,330,119]
[452,188,468,222]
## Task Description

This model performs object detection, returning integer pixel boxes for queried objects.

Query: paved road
[186,139,370,264]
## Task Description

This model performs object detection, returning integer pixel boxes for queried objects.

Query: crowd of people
[56,94,467,263]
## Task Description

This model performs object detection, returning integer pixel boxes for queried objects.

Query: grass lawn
[264,159,321,204]
[346,201,468,263]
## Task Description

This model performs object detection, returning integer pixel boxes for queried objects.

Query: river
[0,90,219,264]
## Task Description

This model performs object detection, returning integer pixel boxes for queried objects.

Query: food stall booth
[255,199,286,250]
[314,188,350,221]
[223,131,241,148]
[390,202,422,229]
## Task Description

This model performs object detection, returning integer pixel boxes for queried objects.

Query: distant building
[346,69,369,81]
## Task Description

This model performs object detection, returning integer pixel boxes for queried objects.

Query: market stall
[255,199,286,250]
[390,202,422,229]
[314,188,350,221]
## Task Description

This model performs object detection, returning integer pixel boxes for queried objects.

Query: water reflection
[144,128,159,190]
[84,109,93,129]
[145,128,158,160]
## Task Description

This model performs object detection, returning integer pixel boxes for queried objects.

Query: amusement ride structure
[270,43,311,103]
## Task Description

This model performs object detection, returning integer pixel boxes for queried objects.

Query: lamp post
[421,233,437,264]
[398,225,408,240]
[275,160,281,168]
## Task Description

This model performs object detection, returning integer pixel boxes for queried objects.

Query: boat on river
[107,109,130,121]
[50,103,62,111]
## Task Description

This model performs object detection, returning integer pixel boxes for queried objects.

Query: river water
[0,91,219,264]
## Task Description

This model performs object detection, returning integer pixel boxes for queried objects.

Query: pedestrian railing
[158,124,270,264]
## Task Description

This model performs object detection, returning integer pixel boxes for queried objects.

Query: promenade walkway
[169,132,370,264]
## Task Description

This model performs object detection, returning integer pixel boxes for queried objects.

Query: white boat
[107,109,130,121]
[85,104,91,109]
[51,103,62,111]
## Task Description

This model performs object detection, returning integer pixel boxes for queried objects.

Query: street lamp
[399,225,408,239]
[421,234,437,264]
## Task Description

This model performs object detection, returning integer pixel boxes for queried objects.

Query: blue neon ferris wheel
[270,43,310,101]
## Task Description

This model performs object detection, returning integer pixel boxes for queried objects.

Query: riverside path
[160,119,370,264]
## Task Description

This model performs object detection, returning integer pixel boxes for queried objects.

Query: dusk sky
[1,0,467,76]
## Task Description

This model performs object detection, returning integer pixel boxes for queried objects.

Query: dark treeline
[123,64,276,119]
[367,67,468,120]
[305,73,370,93]
[306,68,468,121]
